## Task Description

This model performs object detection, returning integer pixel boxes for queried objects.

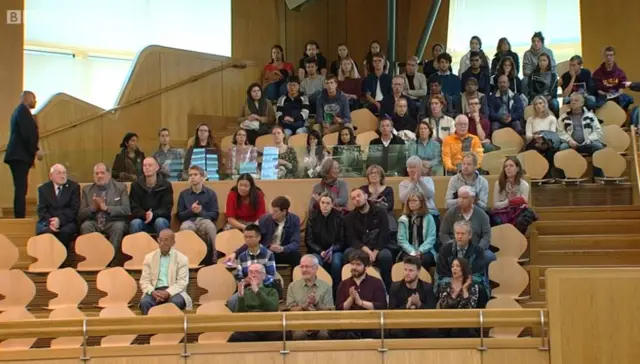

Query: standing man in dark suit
[36,164,80,247]
[3,91,42,218]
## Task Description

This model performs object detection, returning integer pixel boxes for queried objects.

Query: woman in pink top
[263,45,294,101]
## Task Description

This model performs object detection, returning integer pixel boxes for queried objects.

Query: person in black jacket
[344,187,394,290]
[36,164,80,247]
[366,118,407,177]
[4,91,41,218]
[490,38,520,76]
[304,193,346,289]
[129,157,174,234]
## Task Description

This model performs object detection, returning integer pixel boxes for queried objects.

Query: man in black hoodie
[344,188,394,290]
[129,157,174,234]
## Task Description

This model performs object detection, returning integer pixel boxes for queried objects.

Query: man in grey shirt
[301,58,326,111]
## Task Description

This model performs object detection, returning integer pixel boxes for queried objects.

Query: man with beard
[389,256,438,338]
[334,250,386,339]
[344,187,394,290]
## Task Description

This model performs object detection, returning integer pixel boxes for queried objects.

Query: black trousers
[9,162,30,218]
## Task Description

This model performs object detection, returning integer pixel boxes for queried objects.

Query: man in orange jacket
[441,115,483,175]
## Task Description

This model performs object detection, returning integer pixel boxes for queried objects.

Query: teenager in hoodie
[491,38,520,76]
[316,75,352,133]
[458,36,490,75]
[522,32,556,78]
[592,46,634,110]
[623,81,640,130]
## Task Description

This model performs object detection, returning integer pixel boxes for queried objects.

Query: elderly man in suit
[3,91,43,218]
[78,163,130,261]
[139,229,192,315]
[36,164,80,247]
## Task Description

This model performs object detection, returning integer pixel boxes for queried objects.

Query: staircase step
[537,234,640,251]
[535,220,640,235]
[535,206,640,221]
[535,249,640,266]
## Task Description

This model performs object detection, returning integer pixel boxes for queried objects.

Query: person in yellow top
[441,115,483,175]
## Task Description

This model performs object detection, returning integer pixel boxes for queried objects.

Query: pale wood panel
[288,351,379,364]
[326,0,347,60]
[346,0,388,65]
[232,0,281,63]
[387,349,480,364]
[190,353,282,364]
[483,350,549,364]
[36,94,107,134]
[546,268,640,364]
[405,0,450,61]
[89,357,182,364]
[221,65,262,128]
[0,0,23,147]
[285,0,329,64]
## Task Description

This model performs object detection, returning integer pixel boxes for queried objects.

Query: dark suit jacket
[37,180,80,227]
[3,103,39,165]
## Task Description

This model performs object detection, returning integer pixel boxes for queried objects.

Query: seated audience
[490,75,524,134]
[442,115,483,176]
[558,93,604,177]
[409,121,443,176]
[226,129,258,178]
[392,97,417,133]
[492,157,534,233]
[436,221,487,307]
[362,52,392,114]
[298,40,328,79]
[238,83,275,145]
[397,192,437,269]
[276,76,310,137]
[112,132,145,182]
[129,157,173,234]
[362,40,390,76]
[360,164,397,235]
[334,250,386,339]
[492,56,524,98]
[525,96,558,175]
[224,173,266,231]
[438,257,481,337]
[305,194,346,287]
[423,43,449,78]
[139,229,191,315]
[491,38,520,76]
[263,45,294,101]
[271,126,299,179]
[228,264,280,342]
[458,36,490,75]
[423,94,455,141]
[300,58,326,109]
[286,254,334,340]
[444,153,489,210]
[302,130,326,178]
[466,94,495,153]
[454,77,490,118]
[561,55,598,110]
[331,126,362,177]
[227,196,301,267]
[309,159,348,213]
[382,76,417,119]
[429,52,461,97]
[399,156,438,215]
[527,53,559,116]
[440,186,493,267]
[460,52,491,96]
[177,165,218,265]
[316,75,352,133]
[330,44,358,77]
[420,78,454,119]
[593,46,634,110]
[366,118,407,177]
[344,188,394,290]
[79,163,130,264]
[337,57,363,111]
[182,123,221,179]
[152,128,183,180]
[522,32,556,80]
[389,256,437,338]
[36,164,80,247]
[401,56,428,101]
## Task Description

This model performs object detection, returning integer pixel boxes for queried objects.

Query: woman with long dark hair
[302,129,326,178]
[263,45,294,101]
[423,43,449,78]
[182,123,221,180]
[224,173,266,231]
[112,132,145,182]
[362,40,389,76]
[492,157,534,233]
[331,126,361,177]
[528,53,559,116]
[238,83,275,145]
[330,44,359,77]
[492,56,524,96]
[226,129,258,178]
[491,37,520,76]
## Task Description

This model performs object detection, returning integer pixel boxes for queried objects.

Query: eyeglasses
[468,102,480,106]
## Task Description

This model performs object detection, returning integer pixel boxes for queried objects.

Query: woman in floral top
[438,257,479,309]
[226,129,258,178]
[272,126,298,179]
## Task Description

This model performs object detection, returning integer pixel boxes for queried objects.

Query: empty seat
[174,230,207,268]
[292,264,333,286]
[49,306,85,349]
[592,147,627,180]
[554,149,588,181]
[196,302,232,343]
[75,232,115,271]
[486,297,524,338]
[288,133,308,148]
[215,229,244,263]
[482,149,518,175]
[99,306,137,347]
[197,264,237,304]
[601,125,630,153]
[0,309,36,351]
[220,135,234,152]
[341,265,381,280]
[517,150,551,182]
[391,262,432,283]
[523,105,534,121]
[26,233,67,273]
[96,267,138,308]
[122,232,158,270]
[46,268,88,309]
[355,131,379,147]
[555,60,570,78]
[255,134,272,152]
[492,128,524,152]
[0,269,36,310]
[0,235,18,270]
[322,132,340,150]
[351,109,378,135]
[595,100,626,127]
[148,303,184,345]
[491,224,528,260]
[488,259,529,300]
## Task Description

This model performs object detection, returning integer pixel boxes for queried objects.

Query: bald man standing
[36,164,80,246]
[4,91,42,218]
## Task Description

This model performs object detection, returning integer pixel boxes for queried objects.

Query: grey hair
[249,263,266,275]
[93,162,110,173]
[406,155,423,169]
[320,158,338,178]
[457,185,476,197]
[407,56,419,64]
[301,254,319,266]
[453,220,472,235]
[49,163,66,174]
[570,92,585,104]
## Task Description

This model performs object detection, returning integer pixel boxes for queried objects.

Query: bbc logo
[6,10,22,24]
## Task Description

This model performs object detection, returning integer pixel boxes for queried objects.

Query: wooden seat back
[49,306,85,348]
[288,133,308,148]
[215,229,244,259]
[0,269,36,310]
[491,224,528,259]
[197,264,237,304]
[492,127,524,152]
[75,232,115,271]
[99,306,137,347]
[122,232,158,270]
[351,109,378,135]
[489,259,529,300]
[26,233,67,273]
[0,235,18,270]
[46,268,88,309]
[0,308,36,351]
[391,262,432,283]
[96,267,138,308]
[148,303,184,345]
[517,150,550,180]
[602,125,630,153]
[174,230,207,268]
[592,147,627,178]
[595,100,626,127]
[486,297,524,338]
[554,149,587,179]
[196,302,232,343]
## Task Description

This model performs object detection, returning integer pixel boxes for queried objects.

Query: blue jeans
[631,107,639,128]
[264,83,280,101]
[615,93,634,111]
[312,252,344,289]
[129,217,170,234]
[282,126,308,137]
[483,249,496,292]
[139,292,186,315]
[559,141,604,177]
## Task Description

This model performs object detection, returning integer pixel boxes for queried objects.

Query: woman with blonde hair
[338,57,362,110]
[525,95,559,176]
[397,191,437,269]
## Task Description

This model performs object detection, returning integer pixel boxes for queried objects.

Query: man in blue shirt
[362,52,392,115]
[429,53,461,97]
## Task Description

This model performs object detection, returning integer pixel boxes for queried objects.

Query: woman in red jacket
[224,173,266,231]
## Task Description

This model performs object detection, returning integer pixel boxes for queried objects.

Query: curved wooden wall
[0,46,262,207]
